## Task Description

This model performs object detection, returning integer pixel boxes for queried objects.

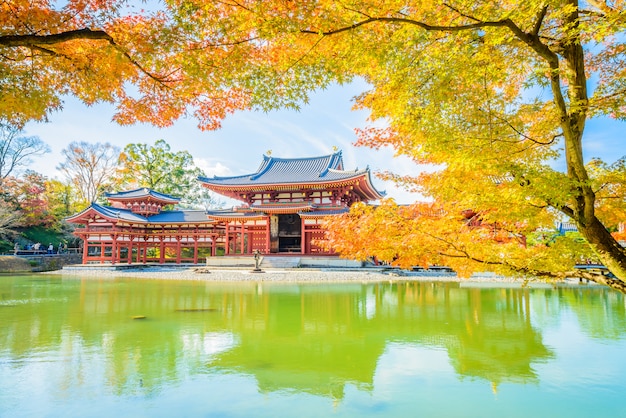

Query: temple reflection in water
[1,278,625,400]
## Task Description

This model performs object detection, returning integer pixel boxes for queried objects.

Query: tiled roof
[206,209,268,221]
[148,210,213,224]
[67,203,212,224]
[105,188,180,203]
[249,202,316,213]
[299,208,349,217]
[88,203,148,223]
[68,202,351,224]
[198,151,370,186]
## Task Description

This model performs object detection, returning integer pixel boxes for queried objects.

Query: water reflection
[1,277,625,403]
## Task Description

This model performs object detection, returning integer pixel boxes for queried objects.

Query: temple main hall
[66,150,384,264]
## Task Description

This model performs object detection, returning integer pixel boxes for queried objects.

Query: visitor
[58,242,63,254]
[48,243,54,254]
[13,242,19,255]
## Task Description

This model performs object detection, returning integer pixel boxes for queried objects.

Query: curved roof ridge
[258,151,341,163]
[105,187,180,203]
[93,202,152,221]
[326,167,367,175]
[319,150,343,177]
[250,154,275,181]
[198,173,253,182]
[66,202,150,223]
[65,203,97,221]
[91,202,120,218]
[197,150,384,201]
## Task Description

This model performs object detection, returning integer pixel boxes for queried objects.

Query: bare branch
[478,107,562,146]
[0,123,50,179]
[442,3,483,23]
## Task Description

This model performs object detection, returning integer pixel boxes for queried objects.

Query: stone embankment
[0,254,82,273]
[0,256,32,272]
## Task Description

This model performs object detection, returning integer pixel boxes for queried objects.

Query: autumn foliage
[0,0,250,129]
[1,173,55,227]
[322,200,594,280]
[2,1,626,290]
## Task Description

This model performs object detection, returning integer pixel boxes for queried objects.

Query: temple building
[66,150,384,264]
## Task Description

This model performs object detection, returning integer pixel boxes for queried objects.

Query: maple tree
[265,0,626,291]
[0,200,22,241]
[167,0,625,291]
[3,1,626,290]
[0,0,250,129]
[1,172,55,227]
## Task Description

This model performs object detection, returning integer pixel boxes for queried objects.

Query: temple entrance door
[277,214,301,253]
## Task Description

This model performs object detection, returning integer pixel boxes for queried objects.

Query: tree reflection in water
[0,277,625,401]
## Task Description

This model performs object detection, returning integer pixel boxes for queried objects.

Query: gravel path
[41,266,584,287]
[45,267,413,282]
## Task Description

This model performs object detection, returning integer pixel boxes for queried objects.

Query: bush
[0,239,13,254]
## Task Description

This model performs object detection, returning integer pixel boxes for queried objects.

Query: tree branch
[477,107,562,146]
[300,16,511,36]
[442,247,626,293]
[0,28,171,85]
[0,28,114,47]
[532,5,549,36]
[300,12,569,123]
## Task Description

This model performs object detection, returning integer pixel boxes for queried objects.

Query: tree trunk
[578,217,626,285]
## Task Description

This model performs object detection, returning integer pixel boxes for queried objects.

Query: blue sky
[22,81,626,206]
[23,82,422,205]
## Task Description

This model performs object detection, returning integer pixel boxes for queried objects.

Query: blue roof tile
[105,188,180,203]
[90,203,149,222]
[148,210,212,223]
[70,203,212,224]
[198,151,370,186]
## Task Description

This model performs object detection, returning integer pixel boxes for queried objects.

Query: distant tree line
[0,122,221,253]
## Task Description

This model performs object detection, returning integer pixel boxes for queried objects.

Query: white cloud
[194,158,233,177]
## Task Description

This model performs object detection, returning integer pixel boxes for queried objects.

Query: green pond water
[1,274,625,418]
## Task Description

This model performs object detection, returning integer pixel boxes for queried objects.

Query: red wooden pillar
[193,226,199,263]
[300,218,306,254]
[176,236,181,264]
[111,236,117,265]
[265,217,271,253]
[240,222,245,254]
[159,238,165,264]
[81,231,88,264]
[224,224,229,255]
[111,225,118,264]
[117,240,123,263]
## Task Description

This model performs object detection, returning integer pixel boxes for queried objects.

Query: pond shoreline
[41,265,597,288]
